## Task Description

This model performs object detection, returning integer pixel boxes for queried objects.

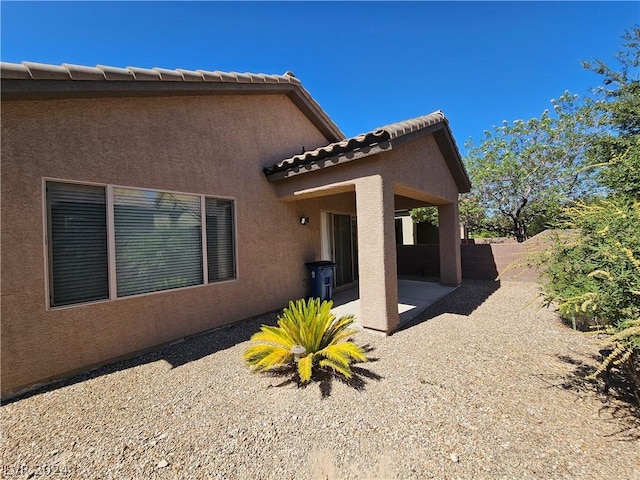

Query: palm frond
[319,358,353,379]
[243,345,274,365]
[250,326,294,348]
[319,342,368,364]
[327,326,360,344]
[246,345,292,371]
[321,315,356,347]
[298,354,314,383]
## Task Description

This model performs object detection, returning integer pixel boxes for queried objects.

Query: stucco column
[438,202,462,285]
[355,176,399,333]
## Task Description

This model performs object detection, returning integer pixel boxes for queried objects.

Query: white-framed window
[46,181,236,308]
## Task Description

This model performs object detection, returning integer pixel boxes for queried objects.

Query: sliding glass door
[332,214,358,287]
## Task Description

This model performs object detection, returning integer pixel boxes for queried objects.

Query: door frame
[321,211,358,288]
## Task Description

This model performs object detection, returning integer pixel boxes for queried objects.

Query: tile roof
[1,61,344,141]
[2,61,470,192]
[263,111,471,192]
[265,112,447,177]
[1,61,305,85]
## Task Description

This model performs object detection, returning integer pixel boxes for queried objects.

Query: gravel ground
[2,281,639,480]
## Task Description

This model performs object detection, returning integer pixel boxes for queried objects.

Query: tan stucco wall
[384,135,460,205]
[270,132,461,333]
[1,93,334,396]
[272,134,459,206]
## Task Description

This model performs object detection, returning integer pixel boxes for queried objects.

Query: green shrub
[538,28,640,403]
[243,298,368,383]
[542,198,640,400]
[543,199,640,327]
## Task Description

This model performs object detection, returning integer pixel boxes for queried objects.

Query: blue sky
[2,1,638,153]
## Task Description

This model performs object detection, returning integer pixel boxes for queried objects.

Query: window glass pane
[205,198,235,282]
[114,188,203,297]
[48,182,109,307]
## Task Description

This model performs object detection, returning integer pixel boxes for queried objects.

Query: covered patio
[331,279,458,329]
[264,111,471,334]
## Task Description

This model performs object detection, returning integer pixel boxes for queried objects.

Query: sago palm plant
[243,298,367,383]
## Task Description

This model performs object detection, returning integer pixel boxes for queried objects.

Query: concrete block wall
[397,243,542,282]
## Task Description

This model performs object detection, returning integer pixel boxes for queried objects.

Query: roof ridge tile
[151,67,183,82]
[176,68,204,82]
[126,66,161,81]
[95,64,135,81]
[248,73,269,84]
[1,62,31,79]
[229,72,253,84]
[2,60,307,87]
[62,63,105,81]
[195,69,225,82]
[22,61,70,80]
[216,71,237,82]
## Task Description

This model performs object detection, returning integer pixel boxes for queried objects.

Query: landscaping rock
[1,281,638,479]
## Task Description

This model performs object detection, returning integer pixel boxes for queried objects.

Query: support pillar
[355,176,399,333]
[438,202,462,285]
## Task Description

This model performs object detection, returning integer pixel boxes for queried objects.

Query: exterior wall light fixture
[300,216,310,225]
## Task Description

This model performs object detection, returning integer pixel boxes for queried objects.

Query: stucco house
[1,61,470,399]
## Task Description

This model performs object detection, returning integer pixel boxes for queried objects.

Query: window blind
[114,188,203,297]
[206,198,236,282]
[47,182,109,307]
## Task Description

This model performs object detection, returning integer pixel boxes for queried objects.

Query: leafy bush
[243,298,368,383]
[542,198,640,401]
[543,200,640,326]
[541,29,640,402]
[590,319,640,393]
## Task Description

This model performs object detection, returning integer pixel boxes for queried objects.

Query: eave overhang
[0,61,345,143]
[264,111,471,193]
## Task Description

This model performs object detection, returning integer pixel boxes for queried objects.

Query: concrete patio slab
[331,279,457,329]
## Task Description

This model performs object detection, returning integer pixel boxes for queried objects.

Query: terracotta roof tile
[215,71,238,83]
[384,112,446,139]
[22,61,70,80]
[126,66,162,81]
[264,111,447,176]
[254,73,281,85]
[0,61,307,88]
[265,110,470,192]
[0,63,31,79]
[151,67,183,82]
[176,68,204,82]
[228,72,252,84]
[0,62,318,86]
[195,69,226,82]
[96,64,135,81]
[247,73,268,84]
[62,63,105,80]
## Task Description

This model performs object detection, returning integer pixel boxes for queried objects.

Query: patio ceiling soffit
[264,111,471,193]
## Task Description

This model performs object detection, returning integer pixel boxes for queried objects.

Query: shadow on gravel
[3,311,281,406]
[555,353,640,435]
[396,279,501,332]
[265,345,383,399]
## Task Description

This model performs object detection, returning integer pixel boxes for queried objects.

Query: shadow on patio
[395,279,501,332]
[331,278,501,331]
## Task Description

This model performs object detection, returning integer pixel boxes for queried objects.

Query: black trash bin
[305,261,336,302]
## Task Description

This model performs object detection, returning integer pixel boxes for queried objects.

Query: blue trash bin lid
[305,261,336,267]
